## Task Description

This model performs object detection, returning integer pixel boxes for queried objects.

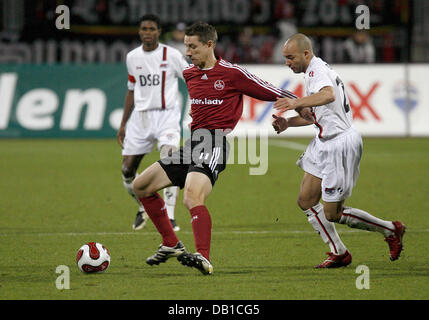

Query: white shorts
[122,107,181,156]
[296,127,363,202]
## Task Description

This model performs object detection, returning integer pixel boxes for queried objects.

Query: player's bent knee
[182,194,195,210]
[297,196,318,211]
[132,180,146,197]
[324,212,340,222]
[132,182,157,199]
[323,208,341,222]
[132,175,154,198]
[183,190,204,210]
[297,198,308,211]
[133,162,172,199]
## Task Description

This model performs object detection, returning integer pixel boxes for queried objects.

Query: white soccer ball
[76,242,110,273]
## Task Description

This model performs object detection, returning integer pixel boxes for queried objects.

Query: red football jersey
[184,58,297,131]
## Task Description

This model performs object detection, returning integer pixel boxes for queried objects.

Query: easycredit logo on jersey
[190,98,224,105]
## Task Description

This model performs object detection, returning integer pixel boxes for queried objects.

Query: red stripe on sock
[342,212,394,232]
[311,208,338,254]
[139,193,178,247]
[190,205,212,261]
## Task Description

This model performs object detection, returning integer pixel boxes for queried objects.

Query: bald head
[284,33,313,53]
[282,33,314,74]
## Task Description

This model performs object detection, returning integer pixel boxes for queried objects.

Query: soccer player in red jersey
[132,22,308,275]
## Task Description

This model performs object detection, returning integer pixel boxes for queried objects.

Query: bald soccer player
[272,33,406,268]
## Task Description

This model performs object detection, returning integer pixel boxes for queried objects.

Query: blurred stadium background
[0,0,428,138]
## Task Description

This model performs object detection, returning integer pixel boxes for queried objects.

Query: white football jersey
[304,56,354,140]
[126,43,189,111]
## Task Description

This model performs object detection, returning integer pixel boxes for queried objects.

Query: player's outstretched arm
[274,86,335,112]
[272,114,314,134]
[272,115,289,134]
[228,63,297,101]
[296,107,314,123]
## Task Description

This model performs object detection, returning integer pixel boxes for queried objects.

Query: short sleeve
[126,54,136,91]
[307,68,332,94]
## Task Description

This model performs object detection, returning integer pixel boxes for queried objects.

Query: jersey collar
[305,56,317,75]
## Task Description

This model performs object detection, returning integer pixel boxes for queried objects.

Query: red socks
[190,205,212,261]
[139,194,212,262]
[139,193,178,247]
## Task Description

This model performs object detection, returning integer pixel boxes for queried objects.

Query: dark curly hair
[139,14,161,29]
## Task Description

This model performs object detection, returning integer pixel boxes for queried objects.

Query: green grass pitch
[1,137,428,300]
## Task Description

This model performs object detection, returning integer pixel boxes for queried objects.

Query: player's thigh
[182,171,213,209]
[133,162,173,197]
[321,130,362,202]
[297,172,322,210]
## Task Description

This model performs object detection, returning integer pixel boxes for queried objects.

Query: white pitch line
[0,230,336,237]
[0,230,343,237]
[269,139,307,151]
[0,229,424,237]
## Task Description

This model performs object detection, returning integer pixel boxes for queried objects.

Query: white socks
[304,203,347,255]
[160,145,178,221]
[163,186,178,220]
[340,207,395,237]
[304,203,395,255]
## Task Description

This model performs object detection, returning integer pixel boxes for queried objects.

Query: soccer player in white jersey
[117,14,189,232]
[272,33,406,268]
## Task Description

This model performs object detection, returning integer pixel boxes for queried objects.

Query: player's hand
[296,107,314,123]
[272,114,289,134]
[117,126,126,148]
[274,97,300,112]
